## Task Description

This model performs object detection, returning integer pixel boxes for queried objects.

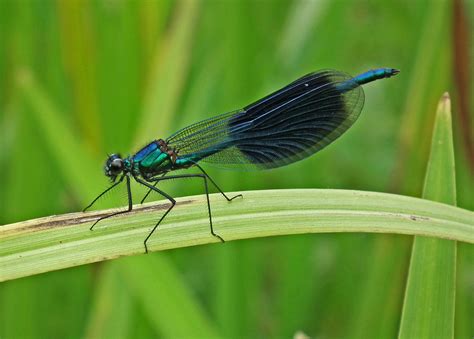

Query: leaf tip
[437,92,451,119]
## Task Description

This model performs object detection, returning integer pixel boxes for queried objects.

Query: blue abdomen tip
[383,68,400,77]
[353,68,400,85]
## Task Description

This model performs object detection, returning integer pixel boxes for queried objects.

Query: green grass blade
[56,0,102,151]
[16,70,102,203]
[84,264,133,339]
[391,0,450,195]
[349,236,410,339]
[117,255,220,338]
[1,189,472,282]
[421,94,456,204]
[398,93,457,339]
[134,0,199,145]
[277,0,328,68]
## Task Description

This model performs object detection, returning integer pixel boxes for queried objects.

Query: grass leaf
[134,0,199,145]
[117,255,220,338]
[1,189,472,282]
[399,93,457,338]
[16,70,103,202]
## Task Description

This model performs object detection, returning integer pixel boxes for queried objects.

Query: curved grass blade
[1,189,472,282]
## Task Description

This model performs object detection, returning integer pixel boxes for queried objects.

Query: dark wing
[166,70,364,169]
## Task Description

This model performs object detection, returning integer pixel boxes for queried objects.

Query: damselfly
[84,68,399,252]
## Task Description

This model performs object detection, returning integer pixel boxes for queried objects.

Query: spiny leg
[195,164,242,201]
[134,177,176,253]
[89,176,133,231]
[140,172,167,204]
[144,173,225,243]
[83,174,125,212]
[142,165,240,203]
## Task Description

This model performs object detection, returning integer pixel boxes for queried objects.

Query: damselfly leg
[137,172,238,253]
[140,172,167,204]
[84,175,134,231]
[195,164,243,202]
[140,166,242,204]
[134,177,176,254]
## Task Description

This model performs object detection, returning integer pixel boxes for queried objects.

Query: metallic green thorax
[125,140,198,179]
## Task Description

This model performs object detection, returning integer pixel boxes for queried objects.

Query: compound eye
[111,158,123,170]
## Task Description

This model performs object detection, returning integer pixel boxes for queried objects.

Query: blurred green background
[0,0,472,338]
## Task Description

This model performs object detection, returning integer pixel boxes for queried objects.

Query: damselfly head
[104,153,124,181]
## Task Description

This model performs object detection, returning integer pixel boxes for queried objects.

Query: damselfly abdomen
[84,68,399,253]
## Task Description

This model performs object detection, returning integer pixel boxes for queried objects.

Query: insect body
[84,68,399,253]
